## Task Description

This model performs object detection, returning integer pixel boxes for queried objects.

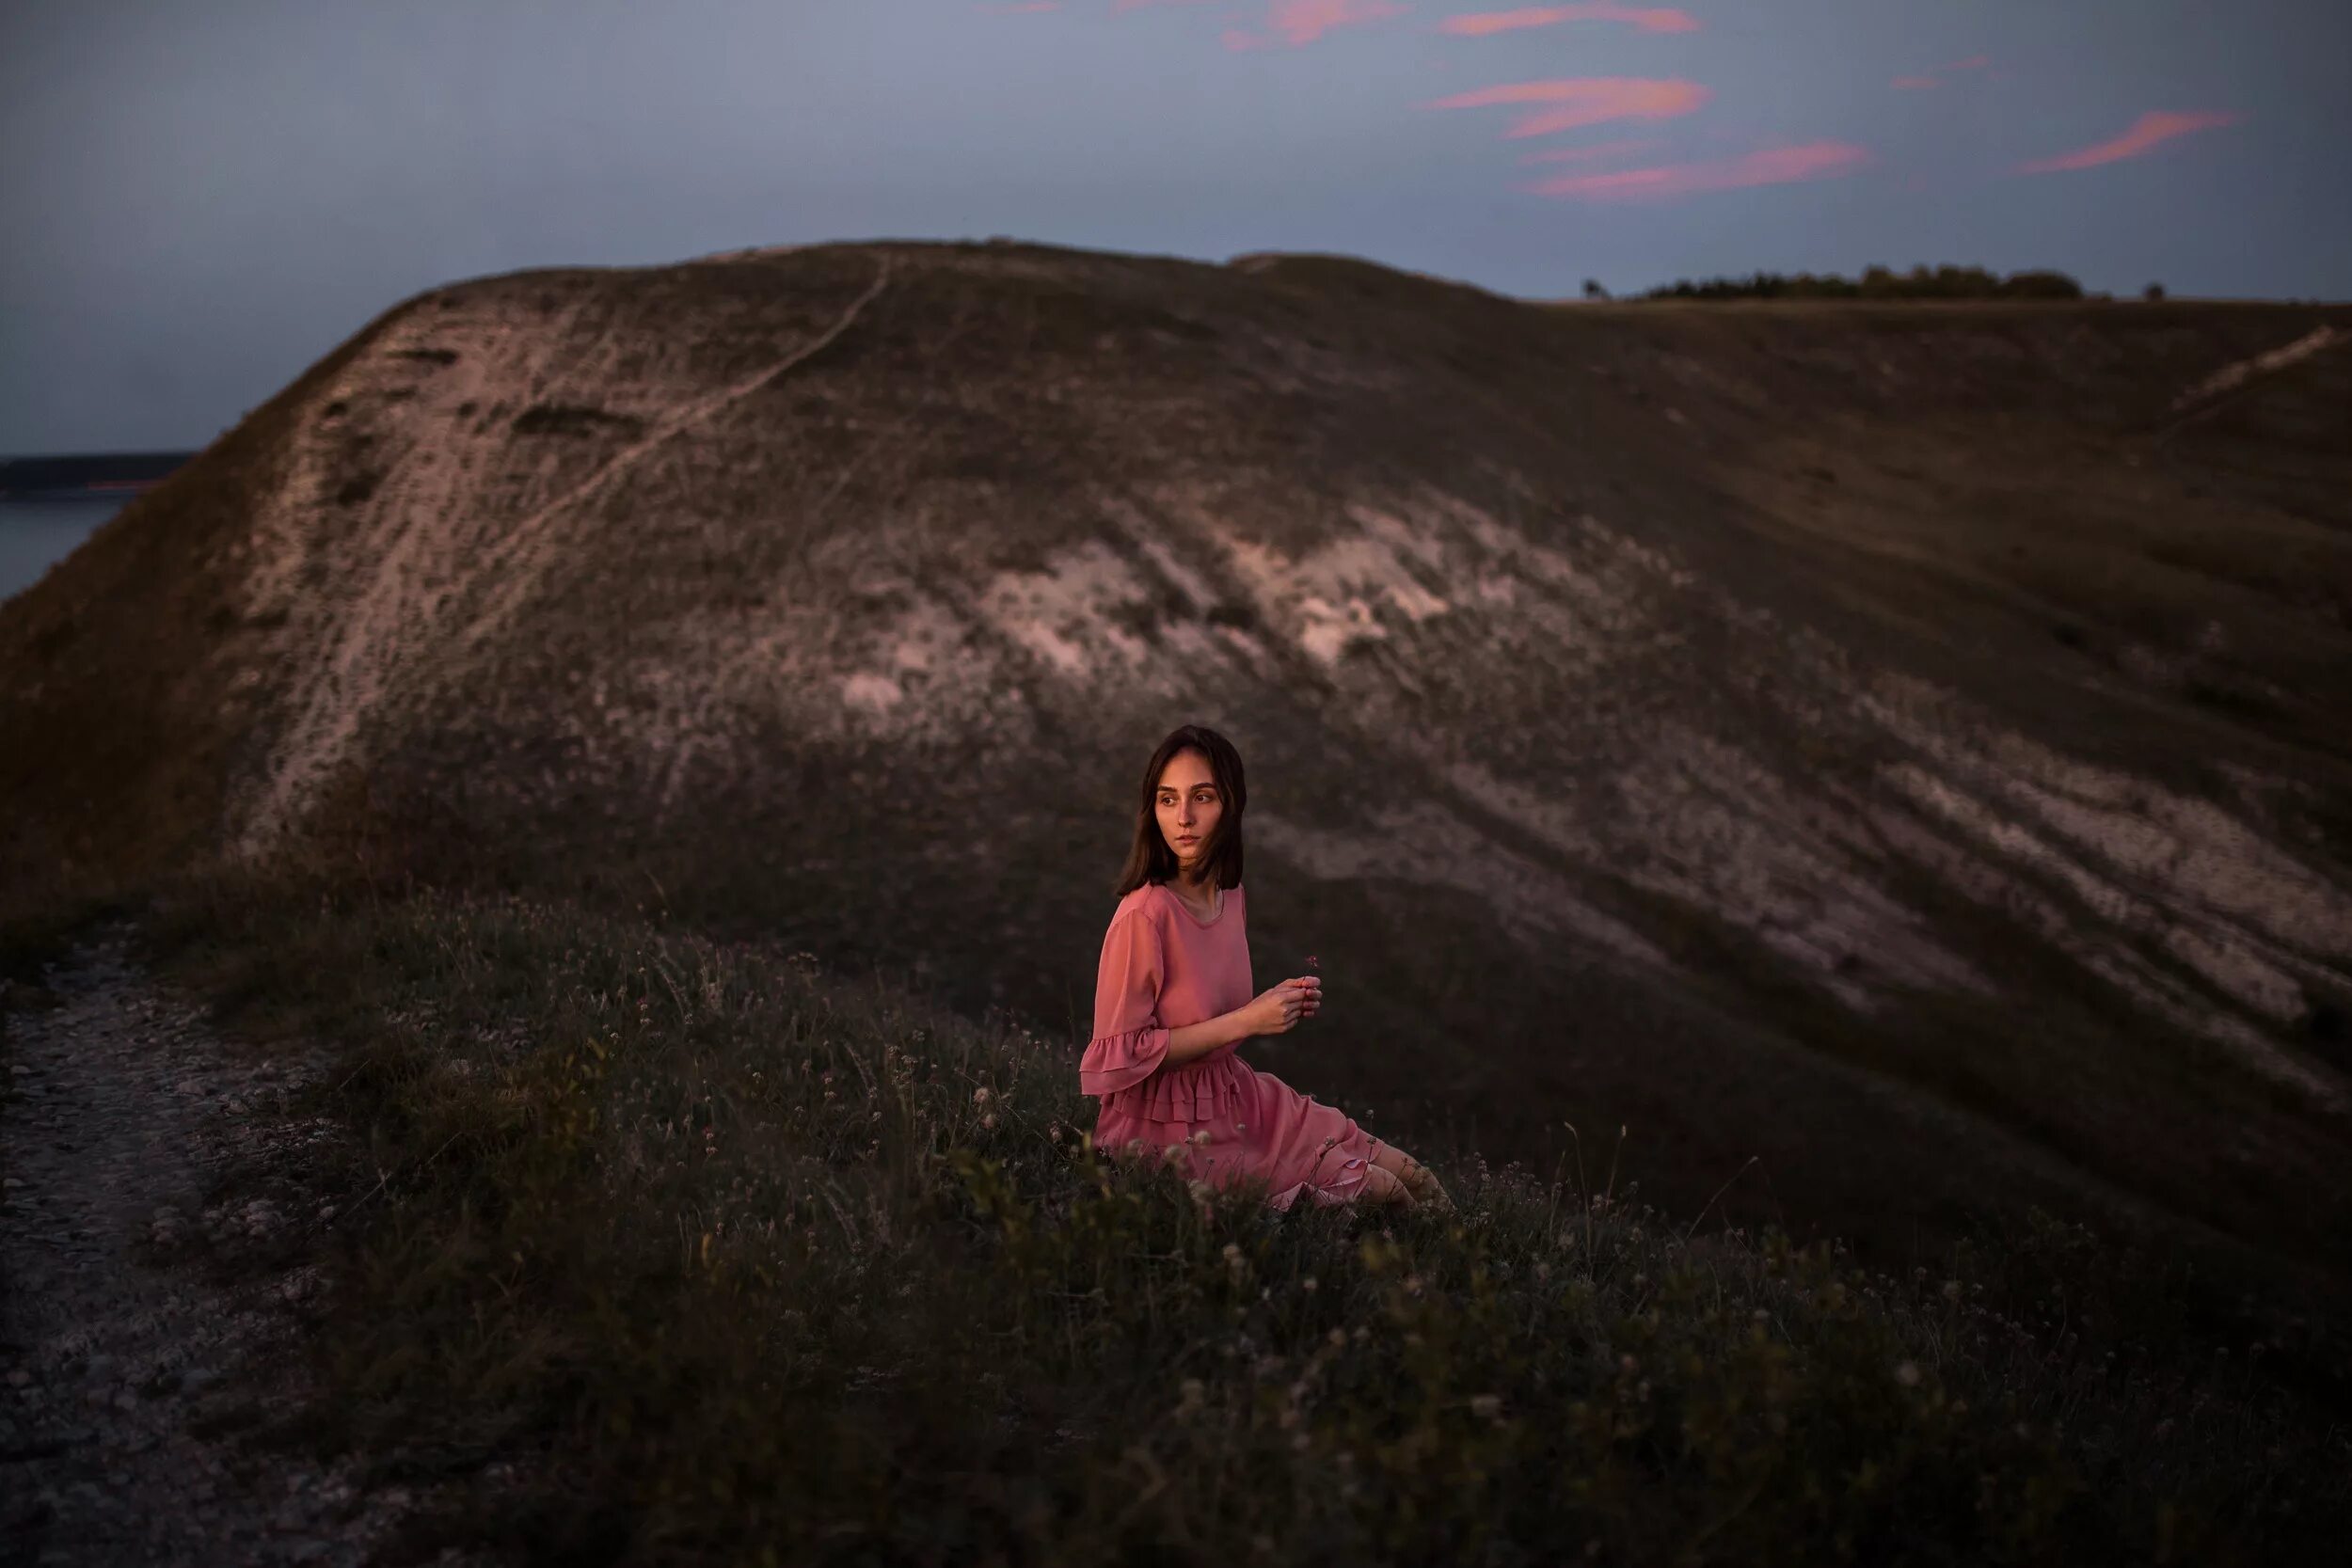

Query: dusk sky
[3,0,2344,456]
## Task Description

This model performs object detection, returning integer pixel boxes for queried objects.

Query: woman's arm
[1078,911,1174,1097]
[1165,1006,1257,1067]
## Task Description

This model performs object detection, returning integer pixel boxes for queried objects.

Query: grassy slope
[3,858,2340,1565]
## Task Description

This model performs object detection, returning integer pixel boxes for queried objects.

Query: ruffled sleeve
[1079,909,1172,1097]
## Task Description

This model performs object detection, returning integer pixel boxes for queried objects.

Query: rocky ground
[0,917,494,1567]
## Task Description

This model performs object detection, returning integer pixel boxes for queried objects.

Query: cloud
[1890,75,1938,90]
[1517,137,1661,166]
[1422,77,1711,137]
[1438,5,1700,35]
[1522,139,1872,200]
[2014,110,2240,174]
[1222,1,1410,49]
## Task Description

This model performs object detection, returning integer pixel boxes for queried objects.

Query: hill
[4,237,2350,1319]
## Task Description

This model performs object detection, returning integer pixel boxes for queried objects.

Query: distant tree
[2143,282,2167,302]
[1633,262,2082,302]
[1582,277,1611,300]
[1994,269,2084,299]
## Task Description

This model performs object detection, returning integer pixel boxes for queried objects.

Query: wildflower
[1124,1137,1145,1157]
[980,1112,998,1131]
[1191,1128,1213,1146]
[1470,1394,1502,1420]
[1165,1142,1188,1164]
[1049,1124,1064,1144]
[1327,1327,1347,1348]
[973,1086,993,1106]
[1188,1179,1214,1202]
[1302,1276,1318,1293]
[1942,1279,1963,1303]
[1894,1360,1921,1386]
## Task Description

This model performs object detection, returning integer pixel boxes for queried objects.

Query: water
[0,495,135,605]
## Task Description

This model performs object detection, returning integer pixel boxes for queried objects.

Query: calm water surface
[0,496,134,604]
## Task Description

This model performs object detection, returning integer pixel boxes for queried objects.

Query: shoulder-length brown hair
[1110,724,1247,899]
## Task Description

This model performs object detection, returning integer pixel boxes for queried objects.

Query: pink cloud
[1422,76,1711,137]
[1891,74,1938,90]
[1523,139,1873,200]
[1518,136,1661,166]
[1223,0,1409,49]
[2015,109,2241,173]
[1438,5,1700,35]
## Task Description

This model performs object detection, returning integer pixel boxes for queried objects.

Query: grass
[5,851,2341,1567]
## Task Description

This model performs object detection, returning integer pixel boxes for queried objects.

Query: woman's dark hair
[1111,723,1246,899]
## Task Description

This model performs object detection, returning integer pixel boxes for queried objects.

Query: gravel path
[0,918,482,1566]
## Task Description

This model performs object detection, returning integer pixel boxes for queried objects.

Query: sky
[3,0,2345,456]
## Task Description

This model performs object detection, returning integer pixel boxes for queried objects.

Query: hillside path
[0,920,485,1566]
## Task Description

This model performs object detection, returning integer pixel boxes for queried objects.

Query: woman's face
[1154,750,1222,876]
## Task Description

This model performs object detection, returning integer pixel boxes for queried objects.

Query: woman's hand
[1247,976,1321,1037]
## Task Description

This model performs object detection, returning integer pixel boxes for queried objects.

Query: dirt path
[0,918,482,1566]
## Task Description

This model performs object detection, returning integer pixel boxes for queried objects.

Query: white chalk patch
[1296,594,1390,665]
[2169,325,2340,412]
[1875,752,2346,1112]
[842,672,903,712]
[977,537,1159,681]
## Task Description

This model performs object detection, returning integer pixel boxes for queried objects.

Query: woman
[1078,723,1452,1211]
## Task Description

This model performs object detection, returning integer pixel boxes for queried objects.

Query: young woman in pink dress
[1078,723,1453,1212]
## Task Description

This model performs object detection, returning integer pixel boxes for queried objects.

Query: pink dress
[1079,879,1381,1210]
